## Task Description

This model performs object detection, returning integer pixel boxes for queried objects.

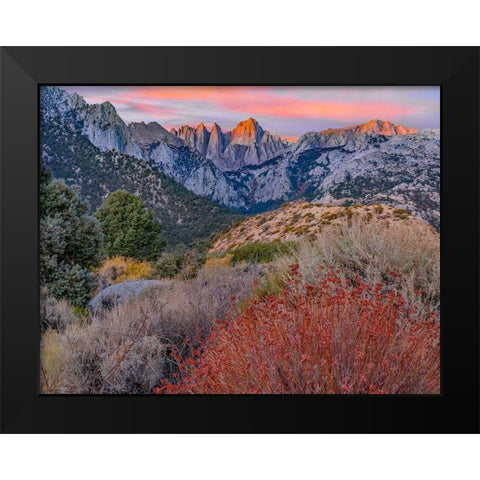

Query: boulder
[89,280,169,312]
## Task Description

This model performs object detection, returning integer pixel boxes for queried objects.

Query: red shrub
[155,266,440,394]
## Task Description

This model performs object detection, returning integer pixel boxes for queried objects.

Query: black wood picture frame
[1,47,478,433]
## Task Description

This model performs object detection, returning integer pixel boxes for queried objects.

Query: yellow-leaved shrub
[97,256,152,290]
[204,253,234,269]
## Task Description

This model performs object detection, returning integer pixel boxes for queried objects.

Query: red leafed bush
[155,265,440,394]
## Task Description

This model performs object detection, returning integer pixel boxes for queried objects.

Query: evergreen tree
[40,170,104,307]
[95,190,166,261]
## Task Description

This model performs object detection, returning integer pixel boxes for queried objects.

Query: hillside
[40,118,243,249]
[210,200,435,252]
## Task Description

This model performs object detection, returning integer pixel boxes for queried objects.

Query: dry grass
[40,291,82,331]
[41,262,261,393]
[58,309,166,394]
[270,215,440,310]
[40,329,66,393]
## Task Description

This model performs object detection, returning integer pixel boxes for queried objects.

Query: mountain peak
[129,120,169,132]
[230,117,264,145]
[42,90,146,160]
[236,117,261,128]
[242,117,260,129]
[357,119,418,136]
[100,101,116,114]
[322,119,418,137]
[128,121,183,148]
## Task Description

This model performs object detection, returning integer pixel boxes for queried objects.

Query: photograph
[39,85,440,395]
[1,5,479,476]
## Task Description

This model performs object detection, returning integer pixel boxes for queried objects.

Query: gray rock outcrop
[89,280,169,312]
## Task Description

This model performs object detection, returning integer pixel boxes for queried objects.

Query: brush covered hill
[210,200,436,253]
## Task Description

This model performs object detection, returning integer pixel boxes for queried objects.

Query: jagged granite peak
[219,118,289,170]
[171,122,211,157]
[69,92,88,110]
[230,117,264,146]
[194,123,211,156]
[175,125,199,150]
[40,85,81,118]
[162,117,288,171]
[206,122,230,161]
[128,121,183,149]
[40,86,145,160]
[81,101,145,159]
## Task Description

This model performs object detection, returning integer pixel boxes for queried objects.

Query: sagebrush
[41,262,261,393]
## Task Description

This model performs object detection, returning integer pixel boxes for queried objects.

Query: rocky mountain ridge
[169,117,290,171]
[40,86,144,159]
[322,119,418,137]
[40,86,440,230]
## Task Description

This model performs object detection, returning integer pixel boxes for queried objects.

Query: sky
[61,86,440,140]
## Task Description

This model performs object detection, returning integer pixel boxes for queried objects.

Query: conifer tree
[95,190,166,261]
[40,169,104,306]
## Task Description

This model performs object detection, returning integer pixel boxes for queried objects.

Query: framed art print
[1,47,479,432]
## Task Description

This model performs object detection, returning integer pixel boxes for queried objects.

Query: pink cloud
[103,86,419,122]
[82,95,186,119]
[215,97,417,120]
[125,101,182,117]
[62,85,439,135]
